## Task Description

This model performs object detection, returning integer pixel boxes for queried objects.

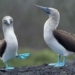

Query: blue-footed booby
[35,5,75,67]
[0,16,29,70]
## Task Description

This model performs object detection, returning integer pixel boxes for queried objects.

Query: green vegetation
[0,48,74,68]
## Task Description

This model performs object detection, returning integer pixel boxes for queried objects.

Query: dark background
[0,0,75,49]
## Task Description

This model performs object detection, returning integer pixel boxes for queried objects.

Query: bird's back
[53,29,75,52]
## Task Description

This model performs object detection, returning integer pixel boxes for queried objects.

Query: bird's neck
[44,17,59,32]
[44,17,59,42]
[3,26,16,40]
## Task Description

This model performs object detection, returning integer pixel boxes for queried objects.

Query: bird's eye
[4,20,7,24]
[10,20,12,24]
[46,8,50,14]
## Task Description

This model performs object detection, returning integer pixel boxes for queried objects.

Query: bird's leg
[54,56,66,67]
[49,54,61,66]
[63,56,66,63]
[5,63,14,70]
[16,53,30,60]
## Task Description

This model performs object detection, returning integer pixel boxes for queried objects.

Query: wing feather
[53,29,75,52]
[0,39,6,57]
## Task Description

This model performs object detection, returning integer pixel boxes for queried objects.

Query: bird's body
[0,16,29,70]
[2,28,18,63]
[35,5,75,67]
[44,18,73,56]
[0,16,18,63]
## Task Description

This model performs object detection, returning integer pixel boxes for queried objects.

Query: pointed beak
[7,20,10,25]
[34,5,50,14]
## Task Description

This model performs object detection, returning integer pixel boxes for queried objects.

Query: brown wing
[53,29,75,52]
[0,39,6,57]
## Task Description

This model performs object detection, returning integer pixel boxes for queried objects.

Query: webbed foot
[49,55,66,67]
[49,63,56,66]
[17,53,30,60]
[5,67,14,70]
[54,62,64,67]
[5,63,14,70]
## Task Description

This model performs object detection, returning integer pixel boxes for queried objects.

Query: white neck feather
[3,26,16,40]
[44,16,59,44]
[44,16,59,32]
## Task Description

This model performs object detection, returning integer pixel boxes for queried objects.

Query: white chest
[43,19,69,56]
[5,31,18,49]
[2,30,18,62]
[44,27,67,55]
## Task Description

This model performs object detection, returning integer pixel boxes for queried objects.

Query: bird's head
[34,5,60,20]
[2,16,14,32]
[2,16,13,27]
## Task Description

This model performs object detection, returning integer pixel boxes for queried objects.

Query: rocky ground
[0,63,75,75]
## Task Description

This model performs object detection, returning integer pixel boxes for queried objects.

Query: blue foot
[18,53,30,60]
[49,55,66,67]
[5,63,14,70]
[49,63,56,66]
[5,67,14,70]
[54,62,64,67]
[49,62,64,67]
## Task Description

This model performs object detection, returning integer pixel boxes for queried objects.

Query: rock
[0,63,74,75]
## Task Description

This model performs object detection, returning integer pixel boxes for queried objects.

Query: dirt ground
[0,63,75,75]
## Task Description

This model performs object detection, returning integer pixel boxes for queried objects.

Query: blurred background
[0,0,75,67]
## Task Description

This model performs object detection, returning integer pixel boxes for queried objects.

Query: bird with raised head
[35,5,75,67]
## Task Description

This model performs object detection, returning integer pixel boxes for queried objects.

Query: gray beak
[34,5,50,14]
